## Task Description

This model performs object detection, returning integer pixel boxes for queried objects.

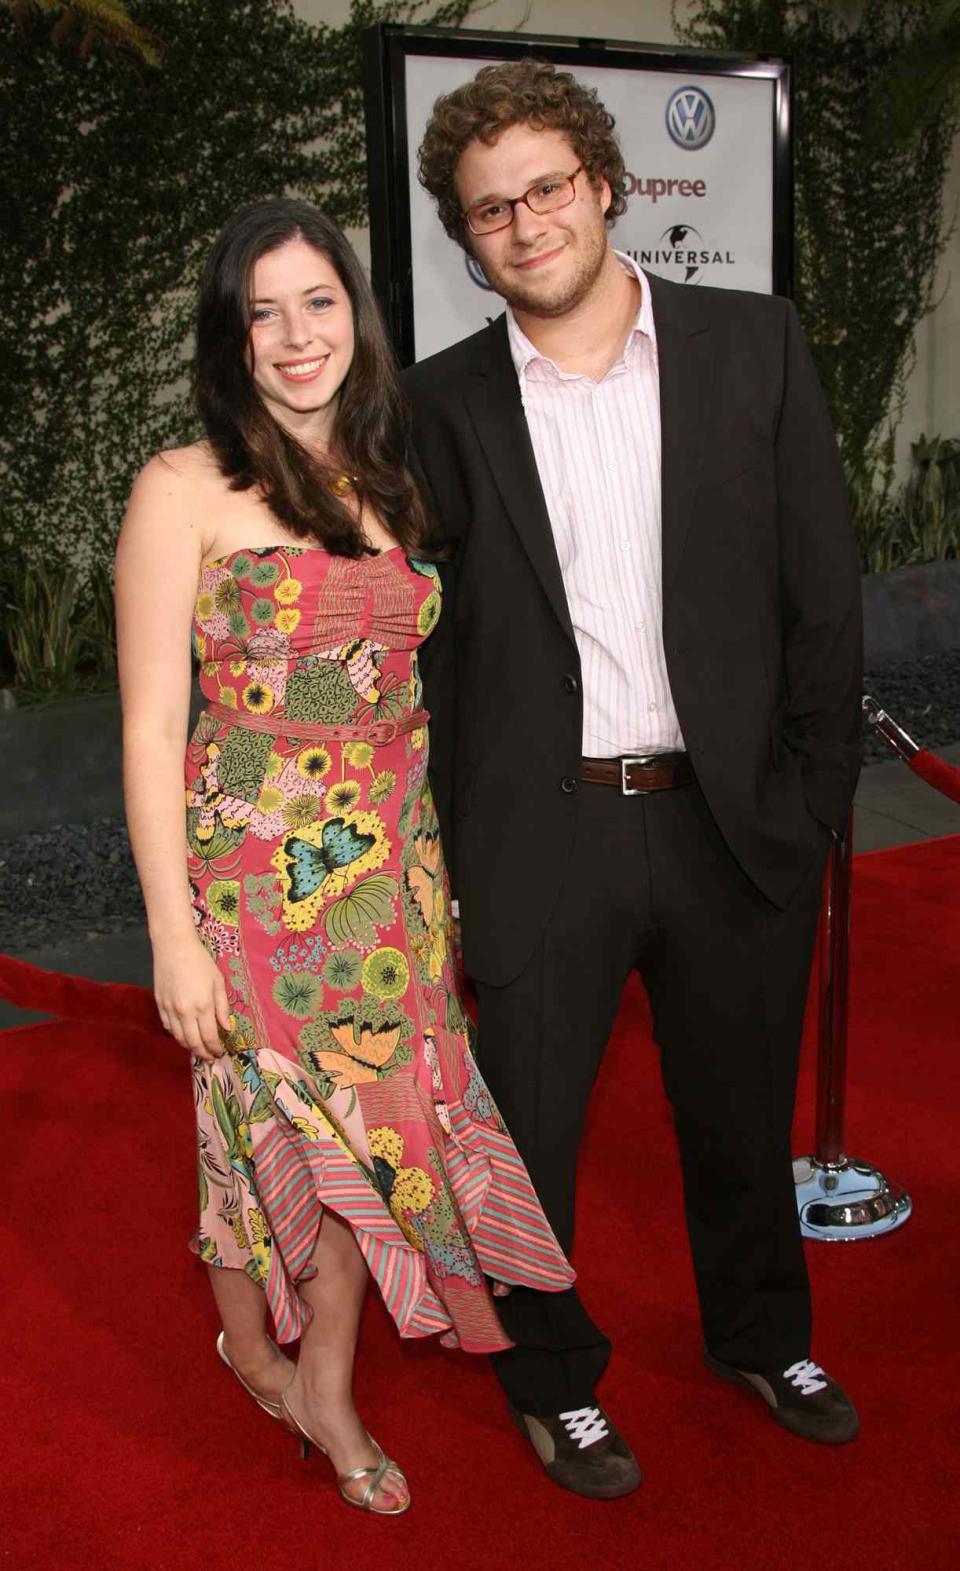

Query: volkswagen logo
[665,85,716,151]
[465,254,495,291]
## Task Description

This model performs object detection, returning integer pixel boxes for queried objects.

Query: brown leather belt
[581,751,695,795]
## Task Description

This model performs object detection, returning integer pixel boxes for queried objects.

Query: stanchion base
[793,1155,912,1241]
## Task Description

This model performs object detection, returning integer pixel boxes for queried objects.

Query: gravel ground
[0,818,145,954]
[2,650,957,954]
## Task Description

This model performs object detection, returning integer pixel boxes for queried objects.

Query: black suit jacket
[404,272,863,987]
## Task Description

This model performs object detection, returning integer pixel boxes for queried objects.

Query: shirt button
[563,674,579,695]
[636,620,646,633]
[648,701,658,712]
[619,539,631,552]
[560,776,578,794]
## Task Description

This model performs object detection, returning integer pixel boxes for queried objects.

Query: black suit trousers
[475,773,830,1416]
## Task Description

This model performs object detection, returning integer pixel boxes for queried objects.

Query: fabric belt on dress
[204,700,430,747]
[581,751,695,795]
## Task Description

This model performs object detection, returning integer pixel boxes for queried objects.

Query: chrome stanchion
[861,696,919,763]
[793,807,912,1241]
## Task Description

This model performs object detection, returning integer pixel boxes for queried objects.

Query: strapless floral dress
[184,543,573,1350]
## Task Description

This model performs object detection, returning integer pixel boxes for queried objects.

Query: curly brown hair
[418,57,627,246]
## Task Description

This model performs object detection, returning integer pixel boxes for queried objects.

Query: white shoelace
[783,1359,828,1396]
[558,1406,610,1450]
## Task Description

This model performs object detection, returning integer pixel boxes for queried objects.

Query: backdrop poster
[363,30,790,364]
[406,56,774,360]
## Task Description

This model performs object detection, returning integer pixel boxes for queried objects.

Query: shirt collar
[506,251,654,382]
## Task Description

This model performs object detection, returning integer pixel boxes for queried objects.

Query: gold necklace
[328,471,359,498]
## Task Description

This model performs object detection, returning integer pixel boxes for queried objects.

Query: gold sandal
[280,1390,411,1516]
[216,1331,295,1430]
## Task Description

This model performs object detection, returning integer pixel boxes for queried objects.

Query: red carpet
[2,836,959,1570]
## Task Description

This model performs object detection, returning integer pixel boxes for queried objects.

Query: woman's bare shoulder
[125,442,238,550]
[120,442,235,569]
[135,439,224,494]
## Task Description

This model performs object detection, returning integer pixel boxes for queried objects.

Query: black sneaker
[705,1350,860,1444]
[509,1403,642,1499]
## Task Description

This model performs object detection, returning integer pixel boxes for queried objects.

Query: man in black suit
[405,59,862,1498]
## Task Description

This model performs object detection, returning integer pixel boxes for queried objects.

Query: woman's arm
[115,453,230,1062]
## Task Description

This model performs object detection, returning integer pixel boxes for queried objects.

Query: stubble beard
[479,214,609,319]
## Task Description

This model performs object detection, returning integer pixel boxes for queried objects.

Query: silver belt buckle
[620,754,659,796]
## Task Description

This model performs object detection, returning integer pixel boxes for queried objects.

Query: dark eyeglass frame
[462,165,584,236]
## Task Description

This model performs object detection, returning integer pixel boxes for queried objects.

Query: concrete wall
[295,0,960,464]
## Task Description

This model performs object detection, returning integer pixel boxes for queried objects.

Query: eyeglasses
[462,166,584,236]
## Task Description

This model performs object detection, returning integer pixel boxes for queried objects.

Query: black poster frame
[361,23,792,366]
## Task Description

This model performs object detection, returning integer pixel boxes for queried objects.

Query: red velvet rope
[0,950,166,1037]
[909,750,960,807]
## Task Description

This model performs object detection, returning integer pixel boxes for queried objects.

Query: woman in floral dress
[115,200,573,1516]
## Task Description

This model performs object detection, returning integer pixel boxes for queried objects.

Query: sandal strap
[339,1461,383,1486]
[216,1331,284,1419]
[361,1457,390,1511]
[339,1444,407,1512]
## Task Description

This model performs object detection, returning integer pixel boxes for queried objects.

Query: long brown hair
[195,199,429,557]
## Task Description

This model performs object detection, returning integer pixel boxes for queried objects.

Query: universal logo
[665,86,716,151]
[630,227,735,286]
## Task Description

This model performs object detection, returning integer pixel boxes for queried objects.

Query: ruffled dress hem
[190,1049,574,1355]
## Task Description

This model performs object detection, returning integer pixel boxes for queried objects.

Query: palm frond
[3,0,164,67]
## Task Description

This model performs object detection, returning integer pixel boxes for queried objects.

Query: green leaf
[321,874,399,946]
[247,1085,273,1124]
[210,1074,238,1158]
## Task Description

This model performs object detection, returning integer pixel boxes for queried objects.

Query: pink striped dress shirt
[506,253,684,758]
